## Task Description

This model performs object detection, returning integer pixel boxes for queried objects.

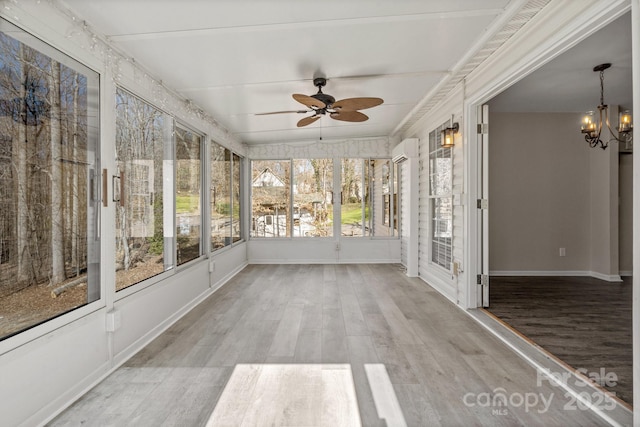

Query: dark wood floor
[488,276,632,405]
[49,265,609,426]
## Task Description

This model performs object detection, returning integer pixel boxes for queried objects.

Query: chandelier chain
[599,69,605,106]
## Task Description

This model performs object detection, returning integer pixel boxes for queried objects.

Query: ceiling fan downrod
[311,77,335,110]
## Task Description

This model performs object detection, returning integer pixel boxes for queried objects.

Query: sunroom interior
[0,1,638,426]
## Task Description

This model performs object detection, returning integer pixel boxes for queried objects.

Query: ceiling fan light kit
[258,77,384,127]
[581,63,633,150]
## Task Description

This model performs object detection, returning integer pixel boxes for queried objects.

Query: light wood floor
[49,265,608,426]
[488,276,633,405]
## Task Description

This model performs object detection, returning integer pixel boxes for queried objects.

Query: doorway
[473,12,633,406]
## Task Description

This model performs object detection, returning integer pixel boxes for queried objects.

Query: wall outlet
[452,261,463,276]
[559,248,566,257]
[106,310,121,332]
[335,242,340,251]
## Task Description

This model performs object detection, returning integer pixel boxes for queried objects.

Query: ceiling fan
[256,77,384,127]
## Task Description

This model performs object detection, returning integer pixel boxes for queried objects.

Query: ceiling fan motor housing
[311,77,334,111]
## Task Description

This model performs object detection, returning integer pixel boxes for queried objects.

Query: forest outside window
[175,126,202,265]
[0,19,100,340]
[341,159,370,237]
[293,159,333,237]
[210,142,230,250]
[231,153,242,243]
[210,142,242,250]
[115,88,173,291]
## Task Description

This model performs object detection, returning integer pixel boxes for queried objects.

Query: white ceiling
[59,1,631,145]
[61,0,519,145]
[489,12,632,113]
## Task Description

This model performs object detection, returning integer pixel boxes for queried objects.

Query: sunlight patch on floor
[206,364,361,427]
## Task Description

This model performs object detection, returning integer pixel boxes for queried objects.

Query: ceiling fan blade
[332,97,383,111]
[255,110,309,115]
[293,94,326,109]
[297,115,321,127]
[330,111,368,122]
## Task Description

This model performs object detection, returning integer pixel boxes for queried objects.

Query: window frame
[249,158,292,239]
[249,157,399,241]
[209,142,244,252]
[174,121,205,267]
[428,121,454,272]
[114,86,177,294]
[0,17,102,346]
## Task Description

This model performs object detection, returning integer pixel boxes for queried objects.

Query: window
[341,159,370,237]
[369,159,395,237]
[210,143,230,250]
[293,159,333,237]
[250,157,395,239]
[210,143,242,250]
[429,122,453,270]
[115,88,172,290]
[175,126,202,264]
[0,19,100,340]
[231,153,242,243]
[251,160,290,237]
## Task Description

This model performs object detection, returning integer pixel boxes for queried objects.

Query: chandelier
[580,63,633,150]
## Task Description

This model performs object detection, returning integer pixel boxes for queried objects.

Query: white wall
[0,3,249,426]
[398,154,419,277]
[488,112,624,281]
[619,152,633,275]
[404,94,465,304]
[588,123,621,281]
[488,112,592,274]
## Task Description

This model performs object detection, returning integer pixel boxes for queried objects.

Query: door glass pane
[115,88,170,290]
[210,143,230,251]
[370,159,392,237]
[341,159,367,237]
[175,127,201,264]
[0,20,100,340]
[293,159,333,237]
[251,160,290,238]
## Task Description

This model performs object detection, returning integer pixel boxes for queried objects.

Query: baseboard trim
[490,270,623,282]
[589,271,623,283]
[248,259,401,264]
[30,360,112,427]
[40,263,249,427]
[416,272,457,304]
[619,270,633,277]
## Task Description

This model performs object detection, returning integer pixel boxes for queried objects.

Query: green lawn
[341,203,369,224]
[176,195,199,214]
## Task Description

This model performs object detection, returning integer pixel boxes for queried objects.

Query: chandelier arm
[602,106,630,144]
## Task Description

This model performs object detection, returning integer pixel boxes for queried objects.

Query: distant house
[252,168,285,187]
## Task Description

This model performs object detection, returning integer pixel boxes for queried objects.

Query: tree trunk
[16,44,30,283]
[50,60,65,284]
[71,72,79,276]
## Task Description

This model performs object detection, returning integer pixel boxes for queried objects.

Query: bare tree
[15,43,30,283]
[49,59,64,284]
